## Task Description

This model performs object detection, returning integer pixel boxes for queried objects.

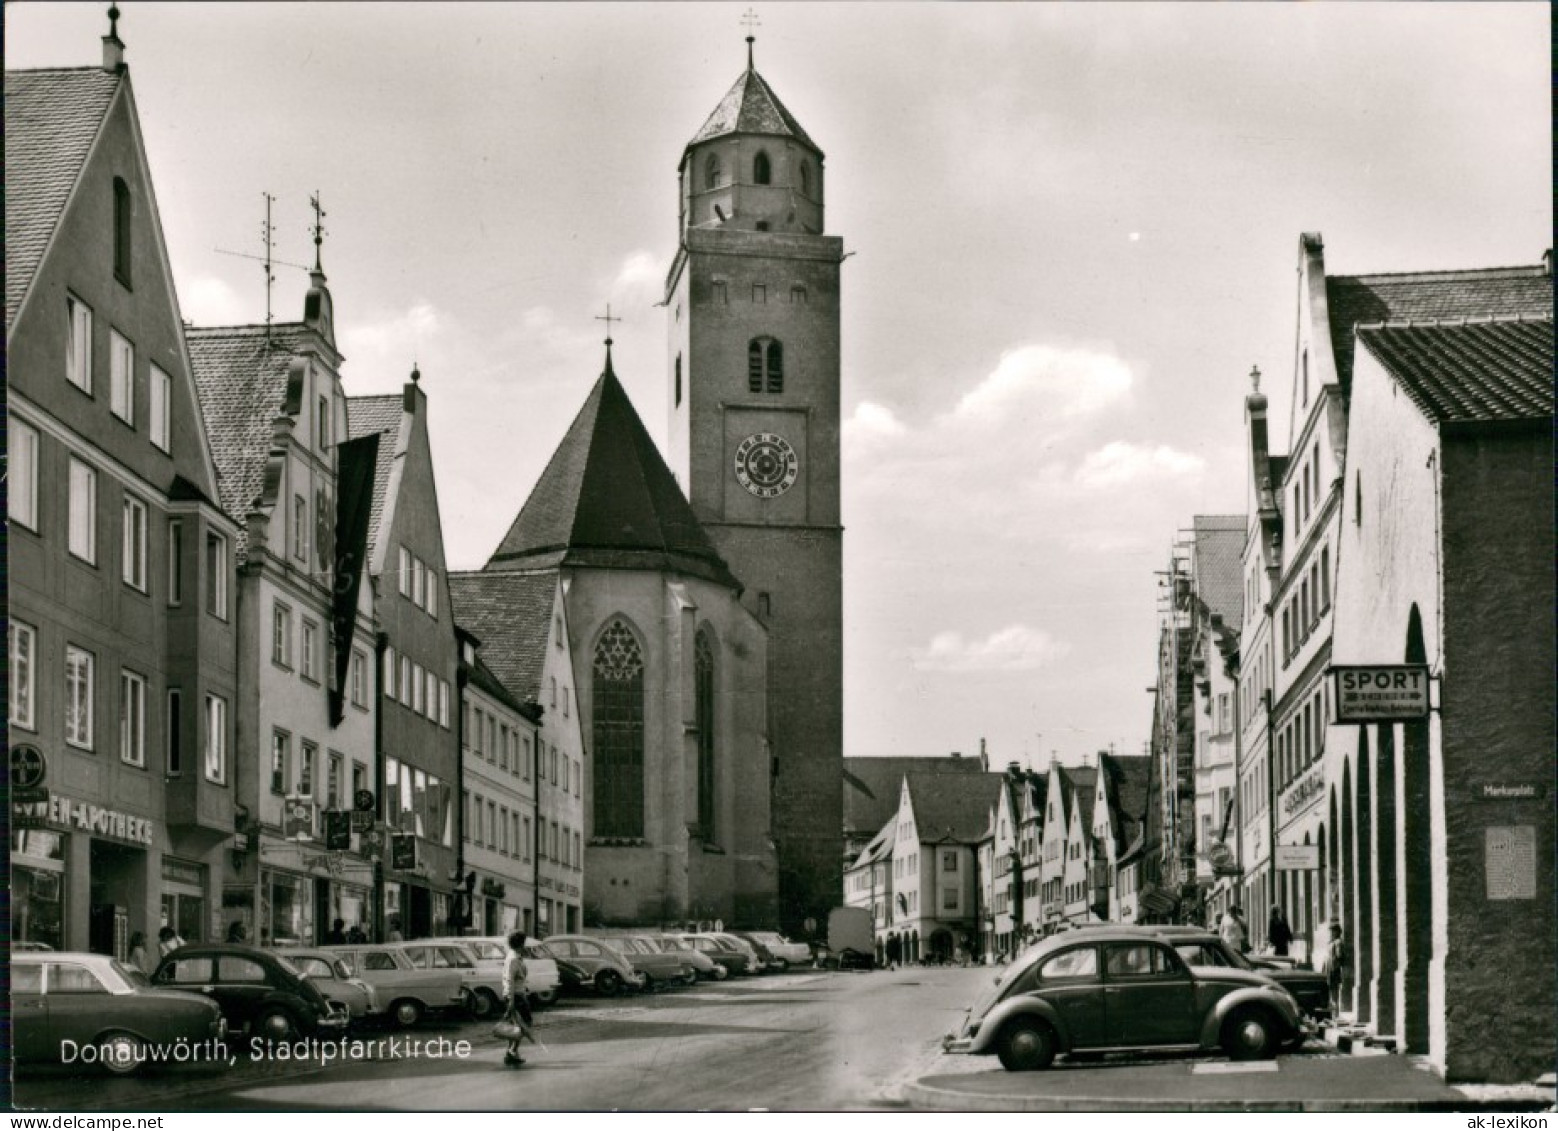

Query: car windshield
[635,937,665,953]
[111,960,149,989]
[658,937,689,952]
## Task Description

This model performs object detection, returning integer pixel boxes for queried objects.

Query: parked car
[388,941,506,1019]
[710,932,767,973]
[607,935,698,989]
[319,943,468,1028]
[733,930,810,972]
[727,931,780,972]
[274,948,379,1022]
[458,936,562,1007]
[540,934,645,996]
[943,927,1308,1070]
[1147,926,1332,1021]
[676,933,754,977]
[647,934,726,980]
[151,944,348,1042]
[13,951,227,1075]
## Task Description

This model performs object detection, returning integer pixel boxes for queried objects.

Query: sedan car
[152,944,348,1042]
[640,934,725,981]
[274,948,379,1022]
[608,935,697,989]
[318,944,468,1028]
[944,928,1307,1070]
[14,952,228,1075]
[459,937,562,1007]
[390,941,507,1019]
[1149,926,1331,1020]
[540,935,645,996]
[733,930,811,971]
[676,933,753,977]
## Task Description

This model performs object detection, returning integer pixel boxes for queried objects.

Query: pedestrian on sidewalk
[1321,922,1351,1015]
[501,930,535,1068]
[885,934,902,970]
[158,926,186,957]
[1268,906,1294,957]
[128,931,152,975]
[1219,906,1247,955]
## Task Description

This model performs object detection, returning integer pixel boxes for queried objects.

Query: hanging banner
[328,432,380,725]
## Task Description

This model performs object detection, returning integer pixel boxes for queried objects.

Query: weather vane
[309,192,328,272]
[742,8,760,66]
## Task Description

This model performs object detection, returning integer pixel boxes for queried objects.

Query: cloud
[612,250,661,295]
[842,400,907,443]
[910,625,1071,673]
[1073,441,1204,488]
[179,275,247,326]
[339,303,443,382]
[952,343,1134,423]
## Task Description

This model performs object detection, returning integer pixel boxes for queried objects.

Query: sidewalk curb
[904,1078,1558,1114]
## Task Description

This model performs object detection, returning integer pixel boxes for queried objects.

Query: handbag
[492,1008,526,1041]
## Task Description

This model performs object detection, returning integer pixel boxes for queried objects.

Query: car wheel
[772,958,789,973]
[996,1017,1056,1072]
[96,1032,148,1076]
[680,969,699,987]
[1223,1006,1278,1060]
[255,1007,297,1043]
[595,969,624,997]
[534,987,559,1007]
[389,998,423,1029]
[471,988,501,1019]
[710,965,729,981]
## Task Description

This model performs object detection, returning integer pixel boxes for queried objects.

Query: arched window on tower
[747,337,784,394]
[754,151,771,185]
[695,630,716,840]
[705,152,722,191]
[592,620,645,839]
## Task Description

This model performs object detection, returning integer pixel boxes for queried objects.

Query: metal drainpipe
[453,654,468,932]
[532,717,542,935]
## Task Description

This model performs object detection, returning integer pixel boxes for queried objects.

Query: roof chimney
[1543,249,1553,277]
[102,4,125,72]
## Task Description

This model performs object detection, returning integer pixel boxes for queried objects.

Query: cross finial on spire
[596,305,622,377]
[107,4,121,39]
[741,8,760,68]
[1249,364,1261,392]
[309,192,328,273]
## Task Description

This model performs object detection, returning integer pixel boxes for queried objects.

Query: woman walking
[501,930,535,1068]
[1267,906,1294,957]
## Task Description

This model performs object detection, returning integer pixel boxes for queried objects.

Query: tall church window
[754,151,772,185]
[592,620,645,839]
[695,630,716,840]
[799,161,811,196]
[747,337,783,394]
[705,153,721,191]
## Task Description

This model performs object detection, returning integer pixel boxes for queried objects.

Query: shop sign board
[11,744,47,790]
[13,792,154,845]
[1331,665,1430,722]
[1275,844,1320,871]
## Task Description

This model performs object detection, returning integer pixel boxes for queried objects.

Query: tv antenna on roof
[214,192,309,337]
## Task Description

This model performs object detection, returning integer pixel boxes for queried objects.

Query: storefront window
[13,838,67,951]
[330,884,371,940]
[264,870,314,947]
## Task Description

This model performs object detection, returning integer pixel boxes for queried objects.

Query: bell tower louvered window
[592,620,645,839]
[747,337,783,394]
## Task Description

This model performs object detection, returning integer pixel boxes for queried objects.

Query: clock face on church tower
[734,432,800,499]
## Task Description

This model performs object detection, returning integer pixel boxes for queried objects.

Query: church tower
[664,36,843,932]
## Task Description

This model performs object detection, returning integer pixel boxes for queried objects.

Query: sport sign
[1330,665,1430,723]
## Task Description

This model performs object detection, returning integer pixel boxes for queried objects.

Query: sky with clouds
[9,3,1549,768]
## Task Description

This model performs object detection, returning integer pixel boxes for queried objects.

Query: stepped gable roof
[186,324,313,560]
[1191,515,1246,627]
[905,772,1005,843]
[448,570,558,707]
[843,756,987,837]
[1355,317,1554,425]
[5,67,123,322]
[346,394,406,562]
[687,65,821,156]
[1325,263,1552,393]
[486,362,739,589]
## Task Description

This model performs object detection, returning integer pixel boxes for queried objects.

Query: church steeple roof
[487,349,740,589]
[686,64,822,157]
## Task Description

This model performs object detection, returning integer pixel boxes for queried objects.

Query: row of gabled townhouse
[1143,232,1553,1085]
[7,21,584,955]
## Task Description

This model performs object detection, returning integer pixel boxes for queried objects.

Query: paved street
[11,966,979,1113]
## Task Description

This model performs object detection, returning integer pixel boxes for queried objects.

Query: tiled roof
[5,67,123,323]
[486,359,738,589]
[470,654,528,716]
[447,570,558,707]
[1326,265,1552,392]
[1356,317,1553,425]
[687,66,821,155]
[1065,766,1099,831]
[346,394,406,564]
[186,324,313,561]
[1191,515,1245,626]
[842,755,988,837]
[905,771,1006,843]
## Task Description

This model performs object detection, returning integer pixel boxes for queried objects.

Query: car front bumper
[942,1034,974,1054]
